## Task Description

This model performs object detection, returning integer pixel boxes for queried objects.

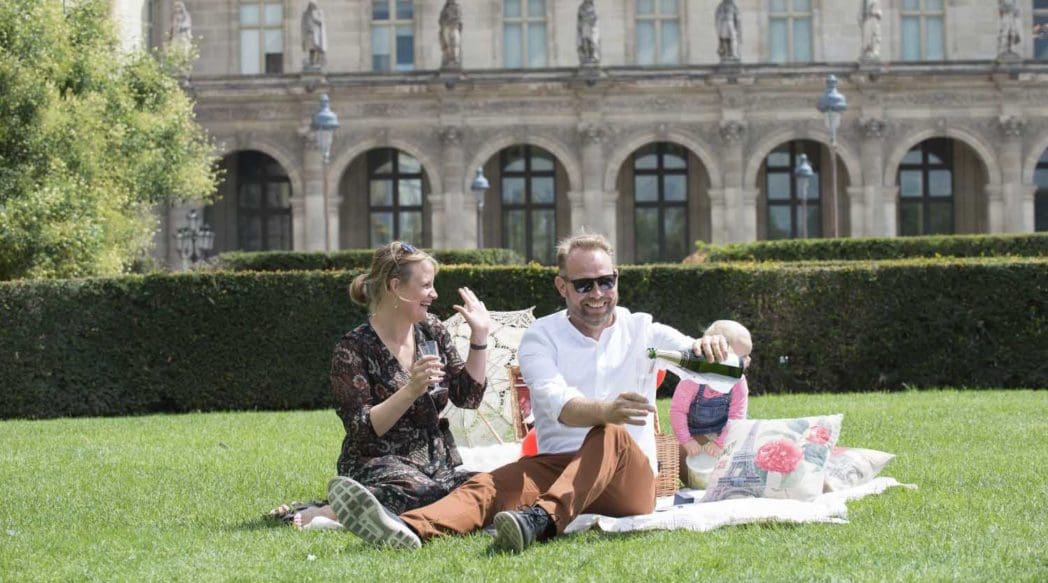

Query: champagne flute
[419,340,447,396]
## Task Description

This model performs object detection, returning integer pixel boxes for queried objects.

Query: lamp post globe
[311,94,340,164]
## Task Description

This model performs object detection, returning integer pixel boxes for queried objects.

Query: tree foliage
[0,0,218,280]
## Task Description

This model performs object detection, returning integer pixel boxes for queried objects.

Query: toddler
[669,319,751,460]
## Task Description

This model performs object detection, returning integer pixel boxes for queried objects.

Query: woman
[272,241,490,528]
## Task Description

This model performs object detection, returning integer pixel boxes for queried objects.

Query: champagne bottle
[646,348,744,379]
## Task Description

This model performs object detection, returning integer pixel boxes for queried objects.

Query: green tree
[0,0,217,280]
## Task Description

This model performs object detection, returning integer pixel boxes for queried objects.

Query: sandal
[265,500,327,525]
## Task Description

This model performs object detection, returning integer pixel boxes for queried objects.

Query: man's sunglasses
[565,273,617,294]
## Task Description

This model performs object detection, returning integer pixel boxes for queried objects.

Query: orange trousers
[400,424,655,539]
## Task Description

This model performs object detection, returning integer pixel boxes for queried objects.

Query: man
[327,233,729,552]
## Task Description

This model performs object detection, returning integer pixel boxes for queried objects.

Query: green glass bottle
[646,348,744,379]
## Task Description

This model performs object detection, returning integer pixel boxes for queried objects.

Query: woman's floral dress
[331,314,486,514]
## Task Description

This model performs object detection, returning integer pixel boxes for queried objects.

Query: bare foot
[293,504,338,529]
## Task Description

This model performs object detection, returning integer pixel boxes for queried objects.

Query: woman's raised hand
[453,286,490,342]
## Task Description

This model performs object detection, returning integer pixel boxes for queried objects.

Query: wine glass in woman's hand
[419,340,447,396]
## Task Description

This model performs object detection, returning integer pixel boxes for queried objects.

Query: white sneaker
[327,476,421,549]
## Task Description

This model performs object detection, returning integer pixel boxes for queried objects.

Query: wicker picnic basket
[508,365,680,497]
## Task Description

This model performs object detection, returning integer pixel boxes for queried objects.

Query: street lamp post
[470,167,490,249]
[817,75,847,238]
[174,209,215,270]
[794,154,814,239]
[311,94,340,251]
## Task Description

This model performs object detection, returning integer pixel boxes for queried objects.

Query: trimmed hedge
[1,259,1045,419]
[696,233,1048,263]
[211,248,525,272]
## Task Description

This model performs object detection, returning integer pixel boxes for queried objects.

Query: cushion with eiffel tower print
[699,414,843,503]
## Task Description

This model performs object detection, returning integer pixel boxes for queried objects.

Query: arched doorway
[894,138,988,235]
[339,148,431,248]
[207,150,292,252]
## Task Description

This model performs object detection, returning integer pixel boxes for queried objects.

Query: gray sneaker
[327,476,421,549]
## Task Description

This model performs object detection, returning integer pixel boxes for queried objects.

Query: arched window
[898,138,953,236]
[1035,149,1048,232]
[765,141,820,239]
[501,145,556,264]
[633,143,689,262]
[369,149,423,245]
[237,151,291,250]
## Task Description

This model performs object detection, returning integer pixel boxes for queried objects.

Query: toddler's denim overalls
[686,386,731,438]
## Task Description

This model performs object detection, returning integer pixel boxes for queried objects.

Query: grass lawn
[1,389,1045,582]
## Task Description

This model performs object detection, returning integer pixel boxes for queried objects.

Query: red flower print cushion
[700,414,843,503]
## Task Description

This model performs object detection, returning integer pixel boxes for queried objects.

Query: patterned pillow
[823,446,895,492]
[700,414,843,503]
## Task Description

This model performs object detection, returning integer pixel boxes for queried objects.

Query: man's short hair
[555,232,615,271]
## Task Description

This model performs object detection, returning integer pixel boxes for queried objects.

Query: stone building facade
[141,1,1048,266]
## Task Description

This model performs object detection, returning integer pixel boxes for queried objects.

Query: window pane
[637,0,655,16]
[240,30,261,74]
[399,153,421,174]
[793,18,812,62]
[902,148,922,165]
[396,0,413,19]
[240,183,261,208]
[528,0,545,18]
[1035,15,1048,60]
[634,146,658,169]
[266,215,289,250]
[371,149,394,174]
[926,0,943,11]
[1035,167,1048,187]
[373,0,390,20]
[767,149,790,168]
[636,21,656,65]
[240,5,260,25]
[803,172,820,199]
[928,170,952,197]
[370,180,393,206]
[770,0,787,13]
[400,178,423,206]
[531,151,554,172]
[531,177,555,204]
[532,209,555,265]
[660,0,678,15]
[663,174,686,202]
[899,202,921,236]
[767,206,791,239]
[793,0,811,11]
[801,204,821,237]
[505,0,521,19]
[925,17,945,60]
[502,177,526,204]
[902,0,920,10]
[663,147,686,169]
[901,17,920,61]
[504,23,522,68]
[505,209,526,258]
[1035,192,1048,231]
[900,170,923,198]
[635,175,658,202]
[503,147,526,172]
[264,3,282,26]
[770,19,789,63]
[239,216,262,250]
[660,20,680,64]
[528,23,547,67]
[399,211,423,244]
[396,26,414,70]
[635,208,659,263]
[264,29,282,53]
[370,212,394,245]
[664,207,688,260]
[929,202,952,234]
[372,26,390,70]
[767,172,791,200]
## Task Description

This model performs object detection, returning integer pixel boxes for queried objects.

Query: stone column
[577,124,608,235]
[858,117,888,237]
[997,115,1032,232]
[716,120,747,243]
[301,139,327,251]
[327,194,342,250]
[290,194,307,250]
[437,127,465,248]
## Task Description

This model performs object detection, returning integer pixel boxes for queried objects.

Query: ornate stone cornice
[718,120,746,144]
[998,115,1025,138]
[859,117,887,139]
